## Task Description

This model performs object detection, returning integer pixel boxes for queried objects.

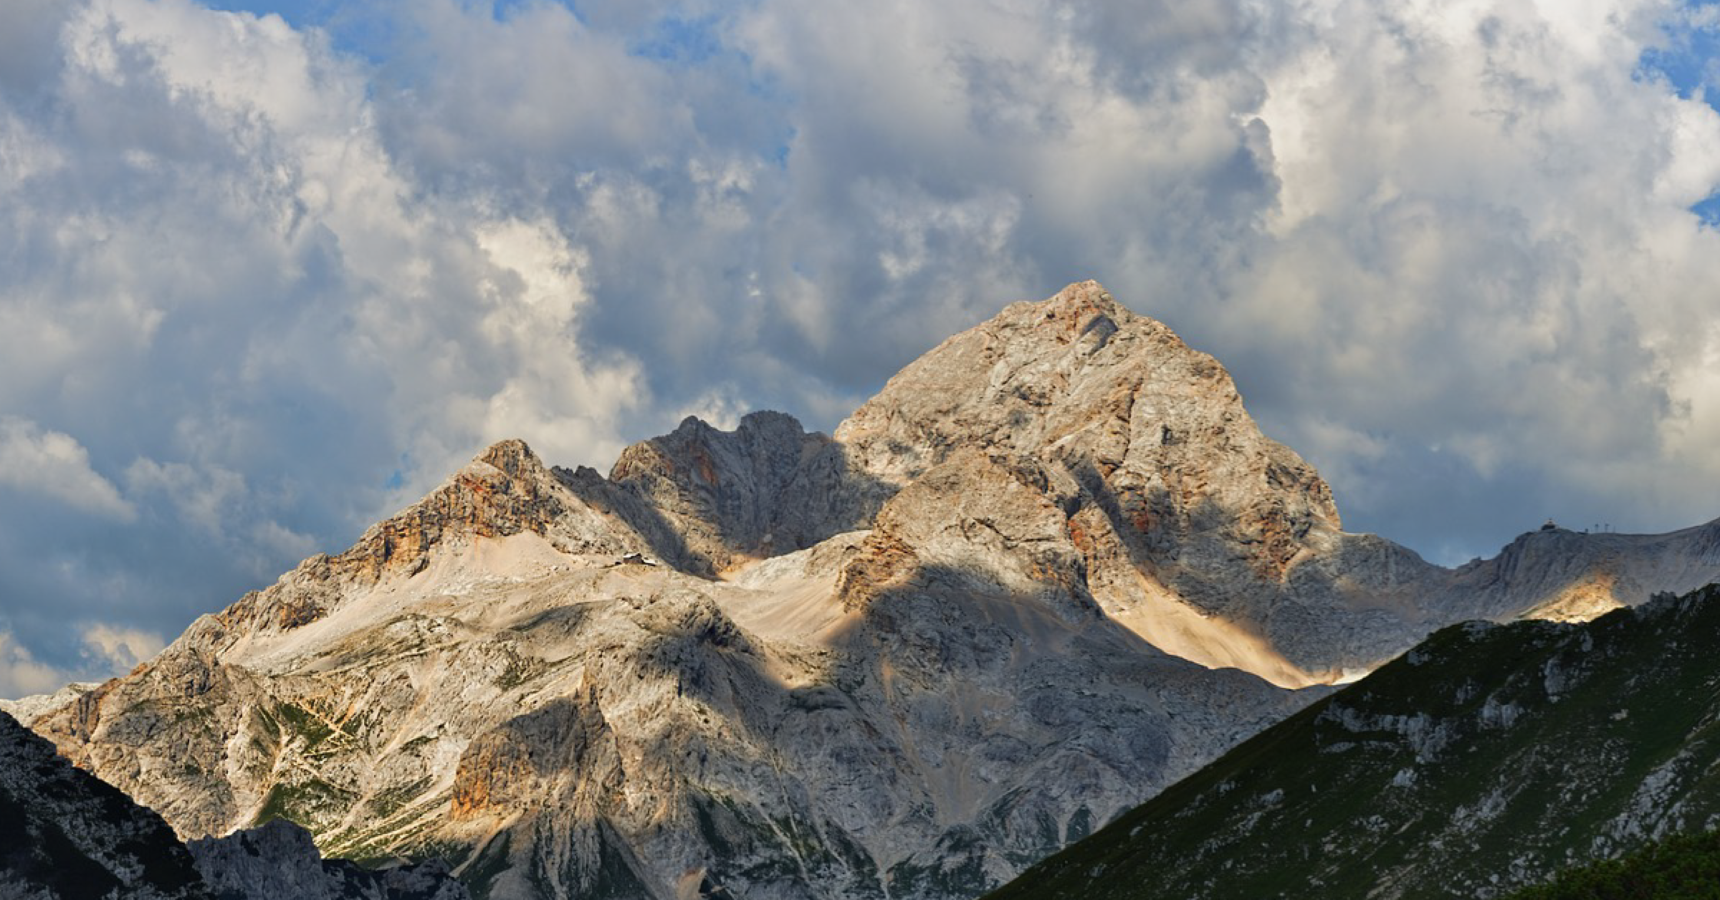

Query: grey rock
[19,280,1720,900]
[0,709,208,900]
[188,819,470,900]
[599,410,891,576]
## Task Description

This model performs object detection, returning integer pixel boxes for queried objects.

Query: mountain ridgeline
[11,282,1720,900]
[986,584,1720,900]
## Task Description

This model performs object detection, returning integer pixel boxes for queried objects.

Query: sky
[1,0,1719,697]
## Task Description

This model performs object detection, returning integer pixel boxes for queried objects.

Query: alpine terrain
[0,708,469,900]
[985,583,1720,900]
[12,282,1720,899]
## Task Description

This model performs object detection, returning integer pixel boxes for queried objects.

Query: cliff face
[18,281,1720,900]
[836,281,1359,684]
[602,409,891,576]
[838,281,1341,584]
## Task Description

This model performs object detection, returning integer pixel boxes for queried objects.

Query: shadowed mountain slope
[985,583,1720,900]
[0,709,468,900]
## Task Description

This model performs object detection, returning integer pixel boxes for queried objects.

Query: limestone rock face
[0,708,470,900]
[838,281,1720,683]
[198,439,653,647]
[603,410,890,575]
[20,281,1720,900]
[835,281,1358,682]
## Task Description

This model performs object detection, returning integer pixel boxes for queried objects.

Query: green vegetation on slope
[984,583,1720,900]
[1506,827,1720,900]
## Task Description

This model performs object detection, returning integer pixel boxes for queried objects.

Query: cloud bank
[0,0,1716,692]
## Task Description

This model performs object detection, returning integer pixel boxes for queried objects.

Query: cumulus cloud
[0,631,69,700]
[0,418,134,520]
[79,623,166,674]
[1,0,1718,684]
[1211,0,1720,554]
[0,0,648,677]
[0,623,166,699]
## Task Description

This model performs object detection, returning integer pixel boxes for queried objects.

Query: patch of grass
[272,701,334,747]
[253,776,352,829]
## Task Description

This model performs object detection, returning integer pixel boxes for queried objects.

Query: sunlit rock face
[19,282,1720,900]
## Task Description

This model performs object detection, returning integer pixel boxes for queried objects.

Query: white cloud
[80,623,165,674]
[1210,0,1720,543]
[0,623,166,700]
[0,631,68,700]
[2,0,1719,677]
[125,457,247,534]
[0,418,135,520]
[0,0,655,679]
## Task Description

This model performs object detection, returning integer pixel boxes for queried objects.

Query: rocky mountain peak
[178,439,647,649]
[605,409,886,575]
[17,280,1720,900]
[834,280,1337,531]
[474,437,541,479]
[831,281,1352,682]
[1023,279,1131,347]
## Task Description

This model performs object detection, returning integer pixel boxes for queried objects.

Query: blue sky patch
[1639,1,1720,112]
[1695,193,1720,228]
[630,15,726,65]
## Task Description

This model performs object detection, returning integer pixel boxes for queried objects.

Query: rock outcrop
[0,709,469,900]
[839,281,1720,684]
[837,281,1358,684]
[188,819,470,900]
[0,709,209,900]
[600,410,889,575]
[18,281,1720,900]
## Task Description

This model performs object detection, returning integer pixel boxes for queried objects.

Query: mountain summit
[838,280,1348,684]
[18,282,1720,900]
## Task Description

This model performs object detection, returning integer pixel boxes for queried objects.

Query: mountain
[20,437,1299,900]
[984,583,1720,900]
[830,282,1720,685]
[17,281,1720,899]
[0,708,468,900]
[0,707,208,900]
